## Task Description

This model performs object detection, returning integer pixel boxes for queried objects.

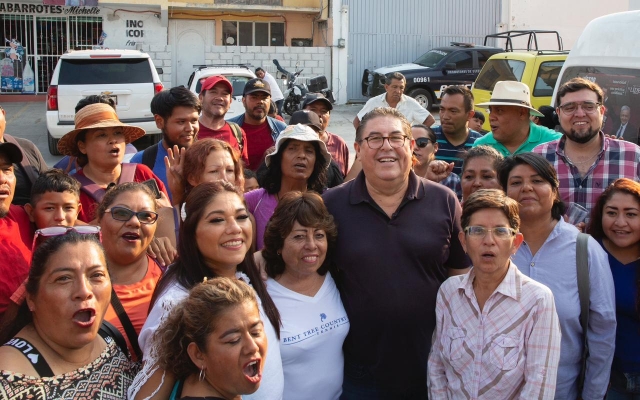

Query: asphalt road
[2,100,438,168]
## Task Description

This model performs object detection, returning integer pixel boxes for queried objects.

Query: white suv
[186,64,256,120]
[46,49,164,155]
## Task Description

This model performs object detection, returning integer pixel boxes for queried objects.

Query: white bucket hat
[476,81,544,117]
[265,124,331,170]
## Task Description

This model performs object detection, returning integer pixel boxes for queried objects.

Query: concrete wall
[101,9,166,50]
[139,44,331,92]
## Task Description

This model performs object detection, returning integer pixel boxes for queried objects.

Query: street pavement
[2,100,438,168]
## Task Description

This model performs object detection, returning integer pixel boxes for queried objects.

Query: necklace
[564,150,600,166]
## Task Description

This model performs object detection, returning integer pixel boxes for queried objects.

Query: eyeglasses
[361,135,409,149]
[105,206,159,224]
[464,226,517,239]
[415,137,435,148]
[557,101,601,115]
[32,226,102,250]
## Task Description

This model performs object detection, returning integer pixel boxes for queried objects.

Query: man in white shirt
[256,67,285,116]
[353,72,435,128]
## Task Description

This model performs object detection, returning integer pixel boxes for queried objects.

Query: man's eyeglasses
[32,226,102,250]
[105,206,159,225]
[415,137,435,148]
[557,101,601,115]
[464,226,517,239]
[361,135,409,149]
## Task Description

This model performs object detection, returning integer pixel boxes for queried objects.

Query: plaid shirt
[533,133,640,214]
[428,263,562,399]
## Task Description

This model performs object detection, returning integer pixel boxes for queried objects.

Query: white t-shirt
[357,93,432,124]
[263,71,284,102]
[130,273,284,400]
[267,273,349,400]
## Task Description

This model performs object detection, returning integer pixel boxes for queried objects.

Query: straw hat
[265,124,331,170]
[57,103,146,156]
[476,81,544,117]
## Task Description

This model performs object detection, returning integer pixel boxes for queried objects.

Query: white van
[552,11,640,139]
[46,49,164,155]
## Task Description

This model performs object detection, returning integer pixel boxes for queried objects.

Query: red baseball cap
[200,75,233,95]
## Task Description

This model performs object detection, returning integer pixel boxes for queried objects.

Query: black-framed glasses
[105,206,159,225]
[557,101,601,115]
[361,135,409,149]
[464,226,516,239]
[415,137,435,148]
[32,226,102,250]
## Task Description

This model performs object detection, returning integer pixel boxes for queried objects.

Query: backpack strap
[99,320,131,360]
[109,287,143,360]
[119,163,137,183]
[141,143,160,171]
[576,232,591,393]
[227,121,244,151]
[4,135,38,185]
[3,337,55,378]
[72,163,137,203]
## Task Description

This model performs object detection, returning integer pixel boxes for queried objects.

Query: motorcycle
[272,59,335,116]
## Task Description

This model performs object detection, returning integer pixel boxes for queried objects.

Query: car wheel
[409,89,434,110]
[48,131,61,155]
[284,98,298,116]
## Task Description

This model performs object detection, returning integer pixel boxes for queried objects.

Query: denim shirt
[226,114,287,142]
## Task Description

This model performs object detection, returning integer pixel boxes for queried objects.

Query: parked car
[186,64,256,120]
[472,30,568,131]
[361,42,503,109]
[46,49,164,155]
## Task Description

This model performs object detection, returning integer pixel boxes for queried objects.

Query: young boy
[24,168,81,229]
[243,168,260,193]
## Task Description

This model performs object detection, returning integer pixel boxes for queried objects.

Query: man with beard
[473,81,561,156]
[432,85,483,176]
[0,142,33,320]
[534,77,640,214]
[130,87,201,198]
[196,75,249,166]
[228,78,287,170]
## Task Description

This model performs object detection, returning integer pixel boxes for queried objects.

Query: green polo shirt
[472,121,562,156]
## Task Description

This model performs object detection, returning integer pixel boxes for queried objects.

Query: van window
[58,59,153,85]
[447,51,473,69]
[475,59,526,91]
[559,66,640,136]
[533,61,564,97]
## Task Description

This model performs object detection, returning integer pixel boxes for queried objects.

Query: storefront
[0,2,166,94]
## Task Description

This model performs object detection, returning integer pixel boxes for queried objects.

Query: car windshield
[474,59,526,91]
[413,49,451,68]
[559,65,640,137]
[58,58,153,84]
[196,75,252,95]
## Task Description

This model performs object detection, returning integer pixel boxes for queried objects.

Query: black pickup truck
[361,42,502,109]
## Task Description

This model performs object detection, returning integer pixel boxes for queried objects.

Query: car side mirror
[156,67,164,75]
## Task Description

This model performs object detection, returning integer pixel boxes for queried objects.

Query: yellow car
[472,51,568,131]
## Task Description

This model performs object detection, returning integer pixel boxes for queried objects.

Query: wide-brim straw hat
[265,124,331,170]
[57,103,146,156]
[476,81,544,117]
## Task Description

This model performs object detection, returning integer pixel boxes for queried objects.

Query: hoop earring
[199,365,206,382]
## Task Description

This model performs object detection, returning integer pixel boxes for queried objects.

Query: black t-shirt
[4,135,48,206]
[322,171,470,392]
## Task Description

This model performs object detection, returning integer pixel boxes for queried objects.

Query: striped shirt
[428,262,561,400]
[433,126,483,176]
[533,132,640,215]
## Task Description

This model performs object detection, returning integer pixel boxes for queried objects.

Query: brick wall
[139,44,331,93]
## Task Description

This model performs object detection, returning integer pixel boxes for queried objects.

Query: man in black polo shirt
[323,107,470,399]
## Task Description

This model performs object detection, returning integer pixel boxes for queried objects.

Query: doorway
[169,19,214,87]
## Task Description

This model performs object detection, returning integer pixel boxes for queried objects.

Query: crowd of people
[0,69,638,400]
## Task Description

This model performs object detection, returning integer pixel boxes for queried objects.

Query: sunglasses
[415,137,435,148]
[105,206,159,225]
[32,226,102,250]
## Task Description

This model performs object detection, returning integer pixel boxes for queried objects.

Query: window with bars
[222,21,284,46]
[0,14,101,93]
